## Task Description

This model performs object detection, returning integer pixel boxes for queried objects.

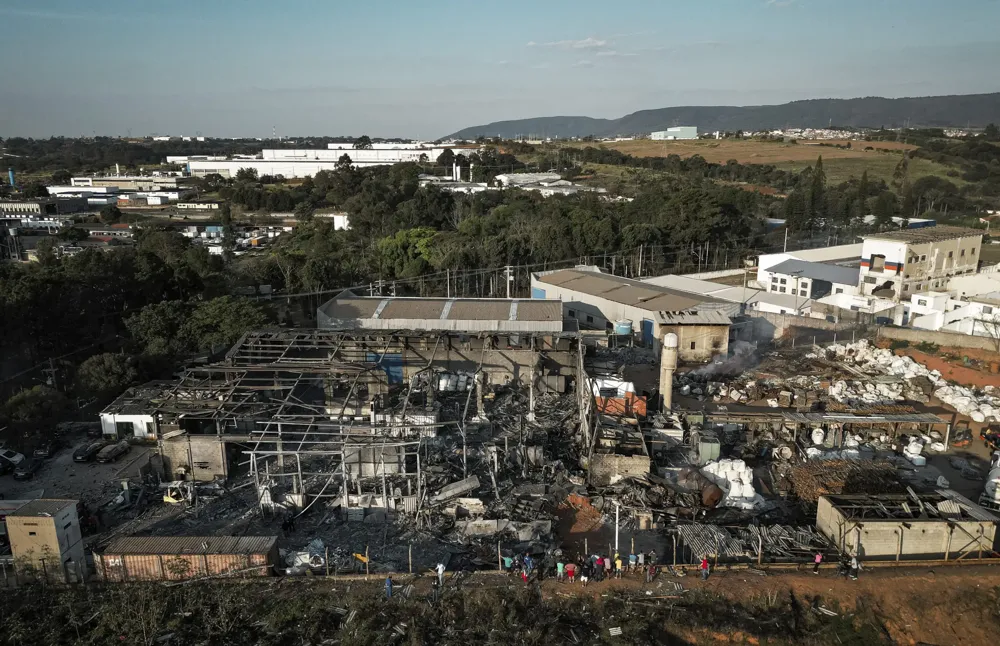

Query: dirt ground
[561,139,912,165]
[529,563,1000,644]
[893,346,1000,390]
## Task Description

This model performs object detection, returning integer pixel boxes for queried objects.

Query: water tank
[664,332,679,348]
[613,320,633,336]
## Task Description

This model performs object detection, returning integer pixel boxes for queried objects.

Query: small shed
[95,535,278,581]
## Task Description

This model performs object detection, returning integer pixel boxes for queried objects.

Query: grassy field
[557,138,960,185]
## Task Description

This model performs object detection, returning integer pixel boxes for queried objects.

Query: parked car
[13,458,43,480]
[33,438,62,459]
[73,441,106,463]
[0,448,25,469]
[95,441,130,464]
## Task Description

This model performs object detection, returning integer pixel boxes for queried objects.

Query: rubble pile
[676,523,833,560]
[822,341,1000,420]
[788,459,905,503]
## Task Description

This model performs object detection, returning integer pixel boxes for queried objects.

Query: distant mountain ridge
[446,93,1000,140]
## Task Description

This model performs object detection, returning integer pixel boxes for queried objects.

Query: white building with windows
[757,259,860,300]
[859,226,983,301]
[907,291,1000,338]
[650,127,698,140]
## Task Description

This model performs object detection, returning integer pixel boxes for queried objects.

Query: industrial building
[530,267,733,360]
[317,291,566,333]
[650,127,698,140]
[186,146,474,178]
[71,176,193,191]
[859,226,983,301]
[5,499,87,583]
[759,259,861,300]
[817,492,998,560]
[0,197,88,216]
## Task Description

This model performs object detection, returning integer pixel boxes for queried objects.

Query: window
[916,284,922,290]
[779,278,787,285]
[864,277,877,284]
[800,290,807,297]
[917,299,927,306]
[780,309,787,314]
[688,342,697,351]
[948,251,954,258]
[985,306,994,315]
[835,288,843,294]
[64,522,72,530]
[770,276,777,283]
[567,309,575,318]
[586,315,593,324]
[973,248,977,256]
[920,255,926,261]
[779,287,786,293]
[961,249,966,257]
[954,305,961,311]
[28,532,37,537]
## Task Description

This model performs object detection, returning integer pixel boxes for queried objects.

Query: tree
[126,300,192,357]
[353,135,373,150]
[984,123,1000,142]
[872,191,897,230]
[436,149,456,168]
[57,227,88,243]
[180,296,273,352]
[74,353,138,402]
[294,201,315,220]
[51,169,72,184]
[975,312,1000,353]
[235,167,259,183]
[100,204,123,224]
[336,154,353,171]
[20,183,49,199]
[34,237,57,265]
[220,203,236,258]
[3,385,70,424]
[808,156,826,223]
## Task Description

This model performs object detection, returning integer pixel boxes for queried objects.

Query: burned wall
[159,436,228,481]
[588,453,651,487]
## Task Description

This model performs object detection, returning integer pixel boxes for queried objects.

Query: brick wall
[588,453,650,486]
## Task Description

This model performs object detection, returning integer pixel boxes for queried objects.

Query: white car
[0,448,26,468]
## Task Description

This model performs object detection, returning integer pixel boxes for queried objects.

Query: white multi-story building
[859,226,983,301]
[650,127,698,140]
[757,259,860,300]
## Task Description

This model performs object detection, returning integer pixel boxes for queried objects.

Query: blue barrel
[613,320,633,336]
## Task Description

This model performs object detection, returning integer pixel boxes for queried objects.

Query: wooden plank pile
[788,460,904,502]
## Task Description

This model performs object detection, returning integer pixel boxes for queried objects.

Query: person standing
[628,552,637,574]
[436,562,446,587]
[565,562,576,583]
[556,560,565,582]
[646,562,656,584]
[614,554,623,579]
[431,578,440,603]
[700,556,710,581]
[594,556,604,582]
[523,553,534,583]
[849,555,860,581]
[385,576,393,600]
[648,550,657,567]
[813,552,822,574]
[604,555,612,576]
[503,555,513,575]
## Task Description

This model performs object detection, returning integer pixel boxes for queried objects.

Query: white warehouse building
[651,127,698,140]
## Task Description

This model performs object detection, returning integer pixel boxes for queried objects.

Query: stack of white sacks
[821,340,1000,423]
[701,459,766,510]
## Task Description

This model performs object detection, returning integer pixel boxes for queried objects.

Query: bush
[915,341,939,354]
[889,340,909,351]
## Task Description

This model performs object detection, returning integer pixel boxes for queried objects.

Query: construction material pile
[822,340,1000,421]
[701,459,765,510]
[676,523,834,561]
[788,459,904,503]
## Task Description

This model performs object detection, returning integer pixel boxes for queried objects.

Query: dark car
[13,458,43,480]
[33,438,62,459]
[73,441,106,463]
[95,441,130,464]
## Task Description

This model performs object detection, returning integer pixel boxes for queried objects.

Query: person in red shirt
[565,562,576,583]
[700,556,710,581]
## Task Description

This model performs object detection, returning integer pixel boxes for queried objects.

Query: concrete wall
[877,326,1000,351]
[748,311,859,340]
[661,324,729,362]
[159,436,229,481]
[589,453,650,486]
[101,413,156,440]
[817,497,996,559]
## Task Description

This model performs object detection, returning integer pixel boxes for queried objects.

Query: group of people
[504,549,659,585]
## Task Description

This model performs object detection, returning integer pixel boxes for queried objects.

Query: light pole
[614,500,620,553]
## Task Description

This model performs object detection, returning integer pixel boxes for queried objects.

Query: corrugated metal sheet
[103,535,277,555]
[96,551,273,582]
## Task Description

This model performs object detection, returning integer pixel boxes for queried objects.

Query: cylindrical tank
[659,332,679,411]
[7,168,14,188]
[613,320,633,336]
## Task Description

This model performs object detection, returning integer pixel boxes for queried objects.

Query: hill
[447,92,1000,139]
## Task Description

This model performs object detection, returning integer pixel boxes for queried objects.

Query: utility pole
[504,265,513,299]
[783,227,789,253]
[614,500,620,552]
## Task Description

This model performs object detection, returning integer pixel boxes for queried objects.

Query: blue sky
[1,0,998,139]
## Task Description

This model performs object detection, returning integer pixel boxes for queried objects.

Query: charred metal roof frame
[102,536,278,555]
[822,491,1000,523]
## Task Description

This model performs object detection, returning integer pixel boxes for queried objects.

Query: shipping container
[95,535,278,582]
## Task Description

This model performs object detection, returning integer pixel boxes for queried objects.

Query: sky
[1,0,998,139]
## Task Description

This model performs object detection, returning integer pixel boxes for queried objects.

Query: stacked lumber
[789,460,904,502]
